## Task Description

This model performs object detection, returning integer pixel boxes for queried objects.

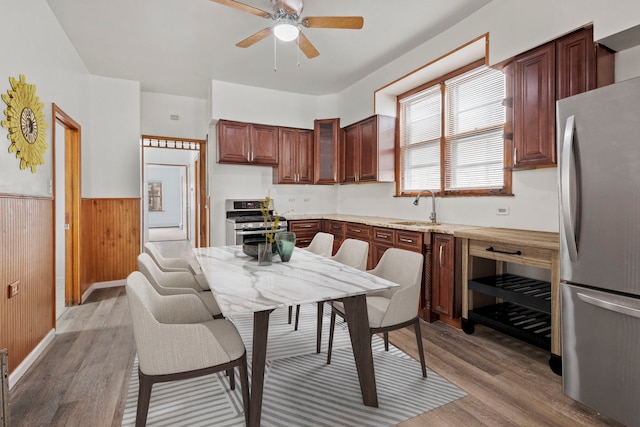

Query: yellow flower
[260,195,290,244]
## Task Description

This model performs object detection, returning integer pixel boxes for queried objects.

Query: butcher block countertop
[454,227,559,250]
[287,214,559,243]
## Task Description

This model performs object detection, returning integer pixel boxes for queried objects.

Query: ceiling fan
[210,0,364,58]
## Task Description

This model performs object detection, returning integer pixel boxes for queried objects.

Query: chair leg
[316,302,323,353]
[383,332,389,351]
[288,306,293,324]
[413,318,427,378]
[227,368,236,390]
[238,356,251,426]
[294,304,301,331]
[326,308,337,364]
[136,371,153,427]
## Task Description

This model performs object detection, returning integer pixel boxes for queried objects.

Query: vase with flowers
[259,195,295,262]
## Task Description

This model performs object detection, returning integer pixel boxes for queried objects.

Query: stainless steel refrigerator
[557,76,640,427]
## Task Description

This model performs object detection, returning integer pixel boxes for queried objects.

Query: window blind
[444,66,505,191]
[399,85,441,191]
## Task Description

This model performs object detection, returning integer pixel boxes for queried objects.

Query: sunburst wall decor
[1,74,48,172]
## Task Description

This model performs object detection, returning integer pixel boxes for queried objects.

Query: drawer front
[469,239,553,269]
[289,220,321,234]
[328,220,345,235]
[394,230,423,252]
[345,223,371,239]
[295,233,316,247]
[373,227,395,244]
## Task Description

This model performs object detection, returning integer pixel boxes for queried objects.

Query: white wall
[147,165,184,228]
[0,0,89,196]
[83,75,141,198]
[141,92,207,139]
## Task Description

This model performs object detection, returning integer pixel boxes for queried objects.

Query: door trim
[52,104,82,307]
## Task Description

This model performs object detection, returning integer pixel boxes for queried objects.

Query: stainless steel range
[225,199,288,245]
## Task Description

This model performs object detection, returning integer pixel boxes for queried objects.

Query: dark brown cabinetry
[511,27,614,169]
[431,234,459,320]
[217,120,279,166]
[341,115,395,183]
[288,219,322,247]
[327,220,345,255]
[314,118,340,184]
[274,127,314,184]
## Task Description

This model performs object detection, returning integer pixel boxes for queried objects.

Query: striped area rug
[122,304,466,426]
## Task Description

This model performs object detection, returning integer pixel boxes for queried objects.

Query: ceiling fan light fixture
[274,22,299,42]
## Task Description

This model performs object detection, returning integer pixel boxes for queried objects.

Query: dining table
[193,245,399,427]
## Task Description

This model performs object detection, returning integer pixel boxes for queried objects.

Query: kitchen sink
[391,220,441,226]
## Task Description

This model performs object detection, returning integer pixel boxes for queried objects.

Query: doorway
[52,104,81,318]
[141,136,208,247]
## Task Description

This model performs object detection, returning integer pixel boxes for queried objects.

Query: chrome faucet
[413,190,437,224]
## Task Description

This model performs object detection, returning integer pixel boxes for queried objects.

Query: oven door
[226,228,271,245]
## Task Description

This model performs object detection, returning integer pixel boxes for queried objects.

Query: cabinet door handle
[400,238,414,243]
[301,224,312,228]
[513,147,517,166]
[378,233,390,239]
[352,228,361,233]
[485,246,522,256]
[439,245,443,267]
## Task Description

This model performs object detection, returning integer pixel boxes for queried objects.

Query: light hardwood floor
[10,286,621,427]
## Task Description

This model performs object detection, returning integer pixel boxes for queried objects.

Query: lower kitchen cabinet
[431,234,462,326]
[327,220,345,255]
[345,222,372,269]
[288,219,322,247]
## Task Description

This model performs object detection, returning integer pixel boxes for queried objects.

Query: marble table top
[193,245,399,316]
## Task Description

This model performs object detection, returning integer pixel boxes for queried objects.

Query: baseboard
[81,279,126,303]
[8,329,55,389]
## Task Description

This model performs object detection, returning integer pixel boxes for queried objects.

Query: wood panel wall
[81,198,140,294]
[0,196,54,374]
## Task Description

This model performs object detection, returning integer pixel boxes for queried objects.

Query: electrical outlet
[304,198,311,203]
[8,281,19,298]
[288,197,296,202]
[496,206,510,216]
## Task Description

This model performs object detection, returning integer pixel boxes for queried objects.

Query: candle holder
[275,232,296,262]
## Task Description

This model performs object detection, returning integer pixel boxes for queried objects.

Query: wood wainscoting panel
[82,198,140,293]
[0,196,54,374]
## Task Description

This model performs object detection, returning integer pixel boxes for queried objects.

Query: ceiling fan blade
[301,16,364,29]
[298,32,320,59]
[236,27,273,48]
[210,0,272,19]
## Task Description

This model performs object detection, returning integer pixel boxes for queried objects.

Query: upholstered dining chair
[125,271,249,427]
[137,253,222,318]
[326,247,427,378]
[302,232,334,257]
[144,242,210,290]
[289,232,337,329]
[302,238,370,353]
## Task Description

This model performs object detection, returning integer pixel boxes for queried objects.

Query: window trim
[395,58,513,198]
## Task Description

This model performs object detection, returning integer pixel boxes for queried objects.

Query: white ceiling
[46,0,492,99]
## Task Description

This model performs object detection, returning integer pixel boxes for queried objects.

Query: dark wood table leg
[341,295,378,407]
[249,309,272,427]
[316,301,324,353]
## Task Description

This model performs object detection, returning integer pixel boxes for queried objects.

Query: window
[398,61,509,196]
[148,181,163,212]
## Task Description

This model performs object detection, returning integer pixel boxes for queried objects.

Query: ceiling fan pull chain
[297,37,300,67]
[274,35,278,72]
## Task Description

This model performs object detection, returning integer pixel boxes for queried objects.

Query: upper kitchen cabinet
[274,127,314,184]
[512,26,614,169]
[341,115,396,183]
[313,118,340,184]
[217,119,279,166]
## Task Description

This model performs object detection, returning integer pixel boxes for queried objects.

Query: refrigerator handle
[578,292,640,319]
[560,115,578,262]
